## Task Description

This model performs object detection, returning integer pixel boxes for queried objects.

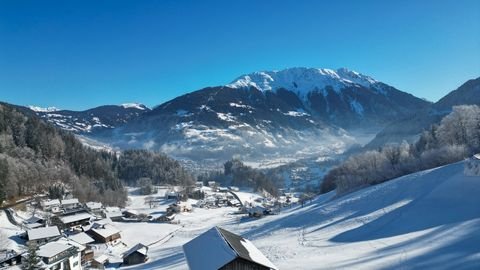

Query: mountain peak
[226,67,379,95]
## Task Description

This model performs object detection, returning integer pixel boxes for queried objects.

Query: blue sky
[1,0,479,110]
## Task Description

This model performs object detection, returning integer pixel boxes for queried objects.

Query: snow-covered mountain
[31,103,150,134]
[90,67,429,164]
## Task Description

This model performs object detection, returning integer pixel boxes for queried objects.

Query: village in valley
[0,179,308,270]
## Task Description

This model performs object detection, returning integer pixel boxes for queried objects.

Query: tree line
[0,103,194,206]
[321,105,480,194]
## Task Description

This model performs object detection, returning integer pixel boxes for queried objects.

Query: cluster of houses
[4,198,150,269]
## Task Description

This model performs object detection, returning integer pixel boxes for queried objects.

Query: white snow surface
[121,103,147,110]
[119,160,480,270]
[28,105,60,112]
[227,67,379,97]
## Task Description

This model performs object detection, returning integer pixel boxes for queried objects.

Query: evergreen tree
[22,243,41,270]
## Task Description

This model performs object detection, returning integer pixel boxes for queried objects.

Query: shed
[183,226,277,270]
[123,243,149,265]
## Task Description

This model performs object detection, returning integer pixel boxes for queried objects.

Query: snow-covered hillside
[125,160,479,269]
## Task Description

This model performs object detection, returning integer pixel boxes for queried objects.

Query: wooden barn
[183,226,278,270]
[122,243,149,265]
[87,224,121,244]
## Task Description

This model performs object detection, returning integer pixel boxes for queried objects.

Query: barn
[183,226,278,270]
[122,243,149,265]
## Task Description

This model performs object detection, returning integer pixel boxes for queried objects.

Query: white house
[36,241,82,270]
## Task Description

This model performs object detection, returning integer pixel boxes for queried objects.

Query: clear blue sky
[1,0,479,110]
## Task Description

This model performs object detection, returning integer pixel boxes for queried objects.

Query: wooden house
[87,224,121,244]
[27,226,61,245]
[122,243,149,265]
[183,226,278,270]
[91,255,109,270]
[60,213,92,229]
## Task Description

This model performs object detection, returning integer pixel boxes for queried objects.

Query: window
[73,261,79,267]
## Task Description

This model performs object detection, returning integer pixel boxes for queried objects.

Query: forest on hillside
[0,103,194,206]
[322,105,480,194]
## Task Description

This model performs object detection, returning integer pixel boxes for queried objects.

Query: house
[165,190,180,200]
[195,181,203,188]
[87,224,121,244]
[103,207,123,221]
[183,226,278,270]
[24,215,45,229]
[154,213,176,223]
[218,187,229,193]
[27,226,61,245]
[122,243,149,265]
[0,250,22,267]
[61,198,80,210]
[36,241,82,270]
[60,213,92,228]
[41,199,61,212]
[68,232,95,263]
[91,254,109,270]
[208,181,216,188]
[123,209,139,219]
[247,205,267,217]
[85,202,103,216]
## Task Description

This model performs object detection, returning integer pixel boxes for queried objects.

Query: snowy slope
[122,160,480,270]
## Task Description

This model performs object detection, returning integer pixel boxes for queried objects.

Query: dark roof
[216,227,277,270]
[123,243,148,258]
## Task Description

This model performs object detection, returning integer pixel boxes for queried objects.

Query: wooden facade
[220,257,271,270]
[123,251,148,265]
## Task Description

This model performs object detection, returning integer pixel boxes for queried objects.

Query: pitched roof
[86,202,102,210]
[27,226,60,241]
[37,242,72,258]
[42,199,60,207]
[217,227,277,270]
[60,213,92,224]
[61,198,79,205]
[123,243,148,258]
[68,232,95,245]
[91,225,120,239]
[183,227,277,270]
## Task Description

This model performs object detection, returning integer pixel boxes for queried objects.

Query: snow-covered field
[1,160,479,269]
[121,160,480,269]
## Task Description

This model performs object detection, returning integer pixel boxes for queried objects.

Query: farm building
[60,213,92,228]
[87,224,121,244]
[41,199,61,213]
[91,254,109,270]
[183,226,278,270]
[27,226,61,245]
[122,243,149,265]
[61,198,80,210]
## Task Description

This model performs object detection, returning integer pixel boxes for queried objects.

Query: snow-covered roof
[27,226,60,241]
[91,225,120,238]
[42,199,60,207]
[183,227,277,270]
[123,243,148,258]
[61,198,79,205]
[25,215,43,224]
[68,232,95,245]
[93,254,109,264]
[86,202,102,210]
[474,154,480,160]
[60,213,92,224]
[37,242,72,258]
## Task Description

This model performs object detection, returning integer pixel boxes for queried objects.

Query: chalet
[41,199,61,212]
[68,232,95,263]
[247,205,267,217]
[87,224,121,244]
[61,198,80,210]
[208,181,217,189]
[27,226,61,245]
[86,202,103,216]
[122,243,149,265]
[195,181,204,188]
[91,255,109,270]
[36,241,82,270]
[154,213,176,223]
[183,226,278,270]
[123,209,139,219]
[166,190,180,200]
[60,213,92,228]
[104,207,123,221]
